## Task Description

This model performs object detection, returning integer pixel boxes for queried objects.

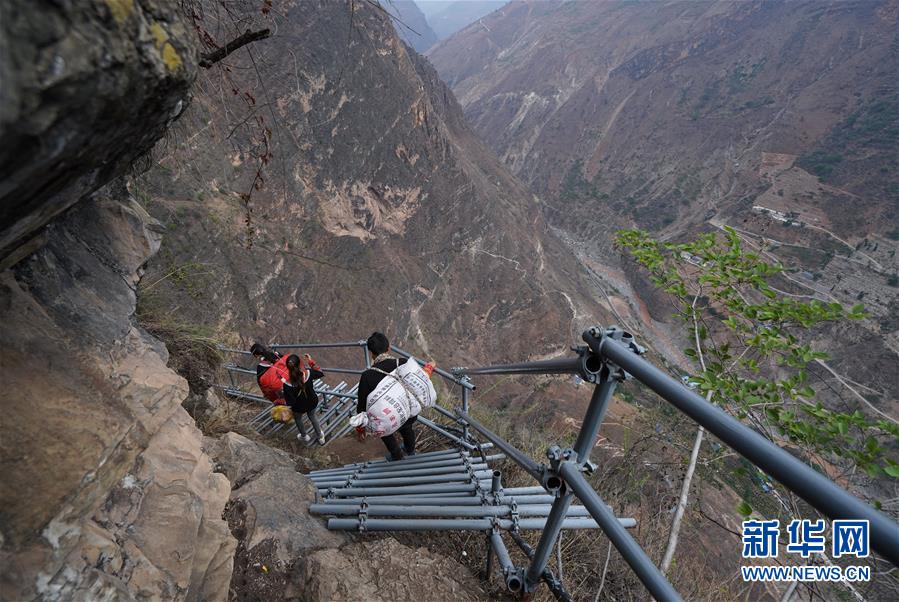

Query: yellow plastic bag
[271,404,294,423]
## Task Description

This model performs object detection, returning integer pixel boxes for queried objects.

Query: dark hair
[367,331,389,355]
[250,342,279,363]
[286,354,303,385]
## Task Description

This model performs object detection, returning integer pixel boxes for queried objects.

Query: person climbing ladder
[283,353,326,445]
[356,332,434,461]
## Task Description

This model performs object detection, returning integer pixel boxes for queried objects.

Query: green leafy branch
[615,227,896,479]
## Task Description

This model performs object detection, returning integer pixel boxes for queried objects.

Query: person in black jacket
[357,332,416,461]
[283,354,326,445]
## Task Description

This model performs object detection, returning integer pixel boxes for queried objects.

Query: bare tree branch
[199,28,271,68]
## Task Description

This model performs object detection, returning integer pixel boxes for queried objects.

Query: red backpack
[258,355,290,403]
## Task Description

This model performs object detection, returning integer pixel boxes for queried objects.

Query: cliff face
[0,0,197,267]
[0,188,236,600]
[0,2,238,599]
[208,433,490,601]
[136,0,602,370]
[0,1,596,599]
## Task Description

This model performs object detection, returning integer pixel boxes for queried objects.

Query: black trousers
[381,416,418,460]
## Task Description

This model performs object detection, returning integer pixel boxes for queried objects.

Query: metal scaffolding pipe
[313,390,357,400]
[309,460,469,479]
[454,355,596,378]
[573,378,617,462]
[491,470,501,494]
[320,404,356,438]
[308,462,492,482]
[456,411,543,480]
[417,416,478,450]
[321,495,481,506]
[461,384,471,443]
[597,334,899,566]
[525,378,619,590]
[327,517,605,531]
[317,494,559,507]
[314,470,493,489]
[381,491,478,499]
[271,341,366,349]
[332,421,355,441]
[490,532,522,592]
[317,454,469,474]
[334,448,467,466]
[509,531,573,602]
[428,404,461,424]
[318,367,365,375]
[316,398,353,429]
[392,345,475,390]
[308,453,497,476]
[343,452,471,469]
[309,448,466,473]
[325,482,490,497]
[524,492,573,589]
[499,494,555,505]
[501,486,547,496]
[560,462,681,602]
[309,503,627,521]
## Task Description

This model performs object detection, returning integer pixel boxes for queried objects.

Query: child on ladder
[283,354,326,445]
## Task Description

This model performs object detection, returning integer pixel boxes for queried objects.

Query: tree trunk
[660,422,706,574]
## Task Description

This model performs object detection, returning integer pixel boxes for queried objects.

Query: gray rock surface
[208,433,488,601]
[0,0,197,264]
[211,432,347,563]
[0,188,235,601]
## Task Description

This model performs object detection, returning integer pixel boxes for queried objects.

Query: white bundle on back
[365,358,437,436]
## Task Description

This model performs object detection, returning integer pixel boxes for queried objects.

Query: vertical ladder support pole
[461,382,471,443]
[523,490,574,591]
[485,535,494,583]
[362,340,371,370]
[560,463,683,601]
[572,377,618,463]
[525,377,619,591]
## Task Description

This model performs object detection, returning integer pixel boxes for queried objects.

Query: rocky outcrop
[208,433,487,602]
[0,0,196,265]
[0,3,230,597]
[0,187,235,600]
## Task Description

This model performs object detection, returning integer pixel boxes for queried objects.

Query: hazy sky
[414,0,507,38]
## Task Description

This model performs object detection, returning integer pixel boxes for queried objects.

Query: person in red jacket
[283,354,326,444]
[250,342,288,404]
